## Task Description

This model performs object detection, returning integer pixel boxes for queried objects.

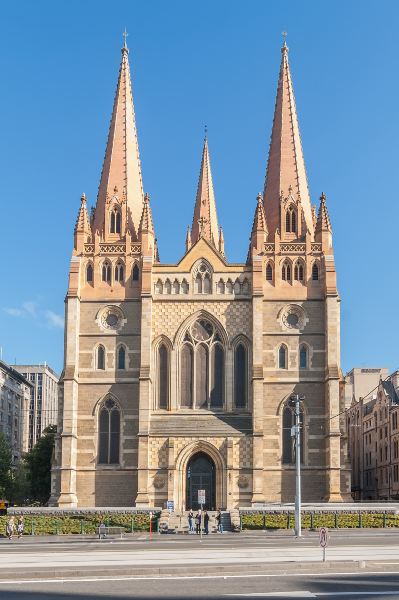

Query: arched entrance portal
[186,452,216,510]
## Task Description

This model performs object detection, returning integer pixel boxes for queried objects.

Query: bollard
[80,519,84,535]
[310,512,314,530]
[131,517,134,533]
[383,513,387,528]
[287,513,291,529]
[334,513,338,529]
[263,514,266,530]
[358,513,362,528]
[31,519,35,536]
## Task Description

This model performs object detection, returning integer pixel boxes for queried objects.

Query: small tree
[0,432,12,499]
[25,425,56,505]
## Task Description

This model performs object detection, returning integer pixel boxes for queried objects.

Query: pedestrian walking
[98,518,107,539]
[187,509,194,533]
[216,509,223,533]
[203,510,209,535]
[6,516,15,540]
[195,510,201,535]
[17,516,24,539]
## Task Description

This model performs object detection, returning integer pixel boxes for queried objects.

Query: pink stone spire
[191,134,220,249]
[93,35,144,237]
[263,41,313,237]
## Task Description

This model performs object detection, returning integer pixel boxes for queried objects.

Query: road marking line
[2,571,399,585]
[227,594,399,598]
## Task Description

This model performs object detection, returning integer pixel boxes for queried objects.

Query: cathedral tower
[51,38,349,508]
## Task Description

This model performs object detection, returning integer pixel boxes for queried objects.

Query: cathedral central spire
[93,35,144,238]
[190,134,220,249]
[263,41,313,237]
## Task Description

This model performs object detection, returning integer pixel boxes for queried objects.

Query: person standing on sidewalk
[203,510,209,535]
[195,510,201,535]
[6,516,15,540]
[216,509,223,534]
[17,516,24,539]
[187,509,194,534]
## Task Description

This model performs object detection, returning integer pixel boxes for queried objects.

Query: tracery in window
[282,261,291,282]
[193,262,213,294]
[180,318,224,409]
[294,261,304,282]
[115,262,124,282]
[285,206,297,234]
[98,398,120,464]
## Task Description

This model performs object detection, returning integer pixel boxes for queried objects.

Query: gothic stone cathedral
[51,39,351,508]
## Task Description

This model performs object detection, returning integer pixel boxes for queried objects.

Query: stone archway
[186,452,216,510]
[175,440,226,511]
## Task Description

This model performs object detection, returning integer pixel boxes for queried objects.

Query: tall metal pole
[291,393,304,538]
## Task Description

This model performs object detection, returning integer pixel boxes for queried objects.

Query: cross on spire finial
[281,31,288,52]
[123,28,128,50]
[204,124,208,139]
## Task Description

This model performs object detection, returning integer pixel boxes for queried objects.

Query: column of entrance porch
[251,258,265,505]
[57,294,80,507]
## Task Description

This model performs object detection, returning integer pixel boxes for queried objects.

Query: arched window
[282,261,291,282]
[294,262,304,282]
[181,345,193,408]
[155,279,163,294]
[181,279,189,294]
[132,264,140,281]
[282,403,304,464]
[203,274,211,294]
[98,398,120,464]
[110,208,121,234]
[173,279,180,294]
[194,262,212,294]
[234,343,247,409]
[115,262,124,282]
[196,344,208,409]
[286,206,297,233]
[86,263,93,283]
[97,345,105,370]
[180,319,225,410]
[279,344,287,369]
[266,262,273,281]
[210,345,224,409]
[102,261,111,283]
[226,280,233,294]
[217,279,225,294]
[117,346,126,370]
[158,344,169,409]
[164,279,171,294]
[299,345,308,370]
[312,263,319,281]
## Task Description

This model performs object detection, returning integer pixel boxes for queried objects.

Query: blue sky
[0,0,398,376]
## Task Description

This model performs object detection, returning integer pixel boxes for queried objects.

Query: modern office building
[0,360,32,462]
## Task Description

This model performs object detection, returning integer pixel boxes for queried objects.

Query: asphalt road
[2,571,399,599]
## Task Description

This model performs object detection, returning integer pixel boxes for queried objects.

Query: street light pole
[290,393,305,538]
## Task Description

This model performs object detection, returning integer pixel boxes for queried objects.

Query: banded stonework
[51,38,350,509]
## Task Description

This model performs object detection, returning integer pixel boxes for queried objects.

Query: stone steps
[166,511,232,533]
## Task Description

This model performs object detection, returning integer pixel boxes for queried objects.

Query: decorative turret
[190,134,220,250]
[74,193,92,252]
[185,226,192,252]
[138,193,157,259]
[250,193,268,254]
[315,192,332,249]
[92,35,144,240]
[312,205,317,230]
[263,41,313,240]
[218,226,225,255]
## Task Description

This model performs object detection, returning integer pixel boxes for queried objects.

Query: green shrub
[240,512,399,531]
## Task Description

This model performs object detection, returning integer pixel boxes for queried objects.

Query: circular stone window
[98,305,125,331]
[280,304,306,331]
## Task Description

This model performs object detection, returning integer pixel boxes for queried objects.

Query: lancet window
[294,261,304,282]
[193,262,213,295]
[266,262,273,281]
[234,343,248,409]
[158,344,169,410]
[312,263,319,281]
[282,261,291,282]
[115,262,124,282]
[278,344,288,369]
[86,263,93,283]
[180,319,224,410]
[102,261,111,283]
[98,398,120,465]
[97,345,105,370]
[117,346,126,370]
[285,206,297,234]
[299,345,308,370]
[282,402,304,464]
[110,208,121,234]
[132,264,140,281]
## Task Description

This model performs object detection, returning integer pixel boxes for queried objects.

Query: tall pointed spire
[191,134,220,249]
[93,34,144,237]
[263,40,313,237]
[315,192,332,234]
[74,193,91,252]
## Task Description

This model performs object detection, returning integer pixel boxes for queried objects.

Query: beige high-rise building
[51,39,350,508]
